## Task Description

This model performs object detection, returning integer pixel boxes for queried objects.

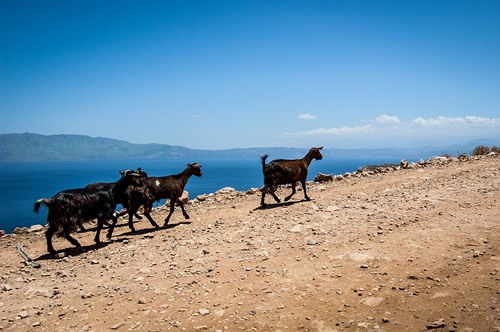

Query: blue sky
[1,0,499,149]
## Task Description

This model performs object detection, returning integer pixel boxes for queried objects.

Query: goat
[115,181,159,232]
[260,147,323,207]
[83,168,147,230]
[33,170,143,255]
[135,163,202,228]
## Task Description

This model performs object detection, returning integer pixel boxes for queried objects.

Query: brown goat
[261,147,323,207]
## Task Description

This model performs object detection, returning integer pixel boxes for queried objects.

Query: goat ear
[318,146,323,150]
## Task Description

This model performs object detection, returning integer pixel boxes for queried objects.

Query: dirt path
[1,154,499,331]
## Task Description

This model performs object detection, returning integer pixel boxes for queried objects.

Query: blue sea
[0,157,403,233]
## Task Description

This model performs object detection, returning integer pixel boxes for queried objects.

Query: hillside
[0,132,489,162]
[0,153,498,331]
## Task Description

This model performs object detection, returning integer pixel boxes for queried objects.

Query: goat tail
[33,198,51,214]
[261,154,269,169]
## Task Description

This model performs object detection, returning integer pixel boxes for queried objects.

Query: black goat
[142,163,202,227]
[114,181,158,232]
[260,147,323,207]
[83,168,148,230]
[33,170,143,255]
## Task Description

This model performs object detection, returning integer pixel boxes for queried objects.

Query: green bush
[472,145,491,156]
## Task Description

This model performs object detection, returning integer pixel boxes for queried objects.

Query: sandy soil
[0,154,499,332]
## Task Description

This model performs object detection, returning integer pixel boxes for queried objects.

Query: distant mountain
[0,133,492,163]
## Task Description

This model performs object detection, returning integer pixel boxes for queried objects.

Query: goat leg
[163,201,176,226]
[77,221,86,232]
[177,199,190,220]
[144,212,159,228]
[301,180,311,201]
[63,231,81,250]
[142,203,159,228]
[270,191,281,203]
[105,215,118,240]
[94,217,105,245]
[127,212,136,232]
[45,223,58,255]
[284,182,297,202]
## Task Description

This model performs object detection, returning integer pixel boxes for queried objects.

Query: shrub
[472,145,490,156]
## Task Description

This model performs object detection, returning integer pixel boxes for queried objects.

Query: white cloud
[188,113,207,119]
[291,125,375,137]
[412,115,499,127]
[375,114,400,124]
[282,114,499,148]
[298,113,317,120]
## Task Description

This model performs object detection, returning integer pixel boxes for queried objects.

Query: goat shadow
[255,199,311,210]
[113,221,192,237]
[34,241,112,262]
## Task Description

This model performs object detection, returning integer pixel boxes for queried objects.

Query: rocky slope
[0,154,498,331]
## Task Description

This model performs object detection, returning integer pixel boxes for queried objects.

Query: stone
[198,308,210,316]
[314,172,334,182]
[13,227,29,234]
[28,224,44,232]
[426,318,446,329]
[110,322,123,330]
[18,310,29,319]
[1,284,12,291]
[216,187,236,194]
[288,225,303,233]
[360,297,384,307]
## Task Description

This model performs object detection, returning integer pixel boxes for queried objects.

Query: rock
[348,253,374,262]
[307,239,318,245]
[1,284,12,291]
[28,224,44,232]
[13,227,29,234]
[18,310,29,319]
[326,205,340,212]
[360,297,384,307]
[426,318,446,329]
[288,225,303,233]
[400,159,408,169]
[314,172,334,182]
[138,297,147,304]
[216,187,236,194]
[110,322,123,330]
[198,308,210,316]
[246,188,260,195]
[0,230,5,237]
[196,194,209,202]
